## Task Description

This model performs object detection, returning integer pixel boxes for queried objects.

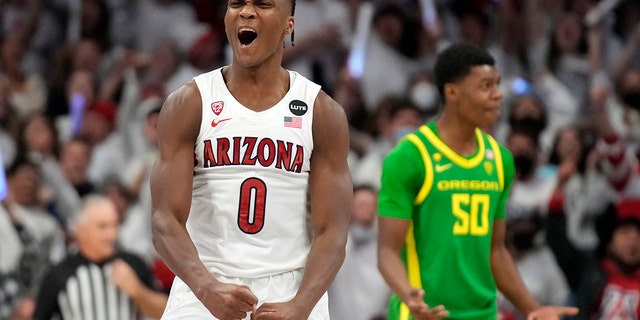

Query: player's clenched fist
[251,301,311,320]
[197,283,258,320]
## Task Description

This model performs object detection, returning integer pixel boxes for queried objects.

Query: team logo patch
[211,101,224,115]
[289,100,308,116]
[486,149,494,160]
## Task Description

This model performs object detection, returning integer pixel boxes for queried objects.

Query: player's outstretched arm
[151,82,257,319]
[491,219,578,320]
[254,91,352,319]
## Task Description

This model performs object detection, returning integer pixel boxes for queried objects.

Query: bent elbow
[150,209,181,248]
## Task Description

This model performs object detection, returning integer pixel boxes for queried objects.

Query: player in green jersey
[377,43,580,320]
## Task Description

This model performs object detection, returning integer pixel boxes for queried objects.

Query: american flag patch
[284,116,302,128]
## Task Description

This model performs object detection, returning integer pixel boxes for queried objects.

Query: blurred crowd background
[0,0,639,319]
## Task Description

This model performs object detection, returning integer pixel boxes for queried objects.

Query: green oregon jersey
[378,121,515,320]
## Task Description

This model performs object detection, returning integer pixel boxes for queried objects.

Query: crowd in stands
[0,0,639,319]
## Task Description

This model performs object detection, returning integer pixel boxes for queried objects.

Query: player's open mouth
[238,28,258,46]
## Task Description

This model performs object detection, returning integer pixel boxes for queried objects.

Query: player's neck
[223,65,290,112]
[226,57,284,81]
[435,115,478,156]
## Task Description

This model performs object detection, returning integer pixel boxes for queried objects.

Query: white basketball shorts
[161,269,329,319]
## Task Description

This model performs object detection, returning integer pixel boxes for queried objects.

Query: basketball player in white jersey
[150,0,352,319]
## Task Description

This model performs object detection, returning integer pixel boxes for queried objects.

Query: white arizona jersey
[189,67,320,278]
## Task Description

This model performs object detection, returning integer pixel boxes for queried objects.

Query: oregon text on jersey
[200,137,305,173]
[436,179,500,191]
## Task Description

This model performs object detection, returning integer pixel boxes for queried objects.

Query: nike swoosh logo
[211,118,232,127]
[435,163,453,173]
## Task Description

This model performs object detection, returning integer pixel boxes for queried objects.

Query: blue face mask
[349,224,376,245]
[394,127,416,143]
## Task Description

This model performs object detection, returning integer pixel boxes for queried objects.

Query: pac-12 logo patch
[289,100,308,116]
[211,101,224,115]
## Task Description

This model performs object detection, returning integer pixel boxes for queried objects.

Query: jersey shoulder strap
[484,133,505,191]
[403,125,434,205]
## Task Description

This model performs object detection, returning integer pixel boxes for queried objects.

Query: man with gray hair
[33,195,167,320]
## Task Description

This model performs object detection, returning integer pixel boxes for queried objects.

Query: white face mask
[350,224,376,244]
[410,82,439,113]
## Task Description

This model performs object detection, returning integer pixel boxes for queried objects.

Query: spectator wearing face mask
[407,70,440,119]
[494,93,550,155]
[497,209,570,320]
[507,96,548,147]
[506,129,556,218]
[328,185,391,320]
[351,96,425,190]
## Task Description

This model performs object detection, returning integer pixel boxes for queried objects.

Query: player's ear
[444,83,458,103]
[284,17,294,35]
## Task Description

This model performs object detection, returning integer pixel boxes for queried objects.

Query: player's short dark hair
[433,43,495,101]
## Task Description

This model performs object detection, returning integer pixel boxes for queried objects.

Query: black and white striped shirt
[33,252,152,320]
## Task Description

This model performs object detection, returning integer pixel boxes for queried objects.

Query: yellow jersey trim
[420,125,485,168]
[486,135,504,191]
[406,133,433,205]
[400,222,422,320]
